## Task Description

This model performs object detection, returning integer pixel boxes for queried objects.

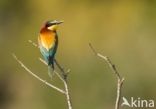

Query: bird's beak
[49,20,64,25]
[56,20,64,24]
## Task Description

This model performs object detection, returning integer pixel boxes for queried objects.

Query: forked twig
[39,58,72,109]
[89,43,124,109]
[54,60,72,109]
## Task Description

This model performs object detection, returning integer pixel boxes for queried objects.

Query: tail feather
[48,64,54,79]
[49,56,55,69]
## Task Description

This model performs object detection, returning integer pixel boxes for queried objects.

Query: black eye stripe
[45,20,63,27]
[46,23,57,27]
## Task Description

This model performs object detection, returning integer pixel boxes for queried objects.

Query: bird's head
[44,20,63,31]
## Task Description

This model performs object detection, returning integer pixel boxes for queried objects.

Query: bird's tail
[48,64,55,79]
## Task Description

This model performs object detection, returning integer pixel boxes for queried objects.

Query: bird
[38,20,63,78]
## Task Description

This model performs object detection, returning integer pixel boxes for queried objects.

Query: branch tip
[89,43,97,55]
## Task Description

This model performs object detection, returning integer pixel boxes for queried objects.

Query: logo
[121,97,155,108]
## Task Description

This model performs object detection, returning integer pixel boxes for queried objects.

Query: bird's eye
[46,23,52,27]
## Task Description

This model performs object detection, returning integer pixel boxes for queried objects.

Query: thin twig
[54,59,68,80]
[12,53,65,94]
[28,40,38,48]
[89,43,124,109]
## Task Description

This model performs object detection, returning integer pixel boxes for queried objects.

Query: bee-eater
[38,20,63,77]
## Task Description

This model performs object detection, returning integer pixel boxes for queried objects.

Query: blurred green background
[0,0,156,109]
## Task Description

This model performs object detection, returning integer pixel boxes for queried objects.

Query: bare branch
[54,62,73,109]
[63,79,72,109]
[39,57,73,109]
[89,43,124,109]
[12,53,66,94]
